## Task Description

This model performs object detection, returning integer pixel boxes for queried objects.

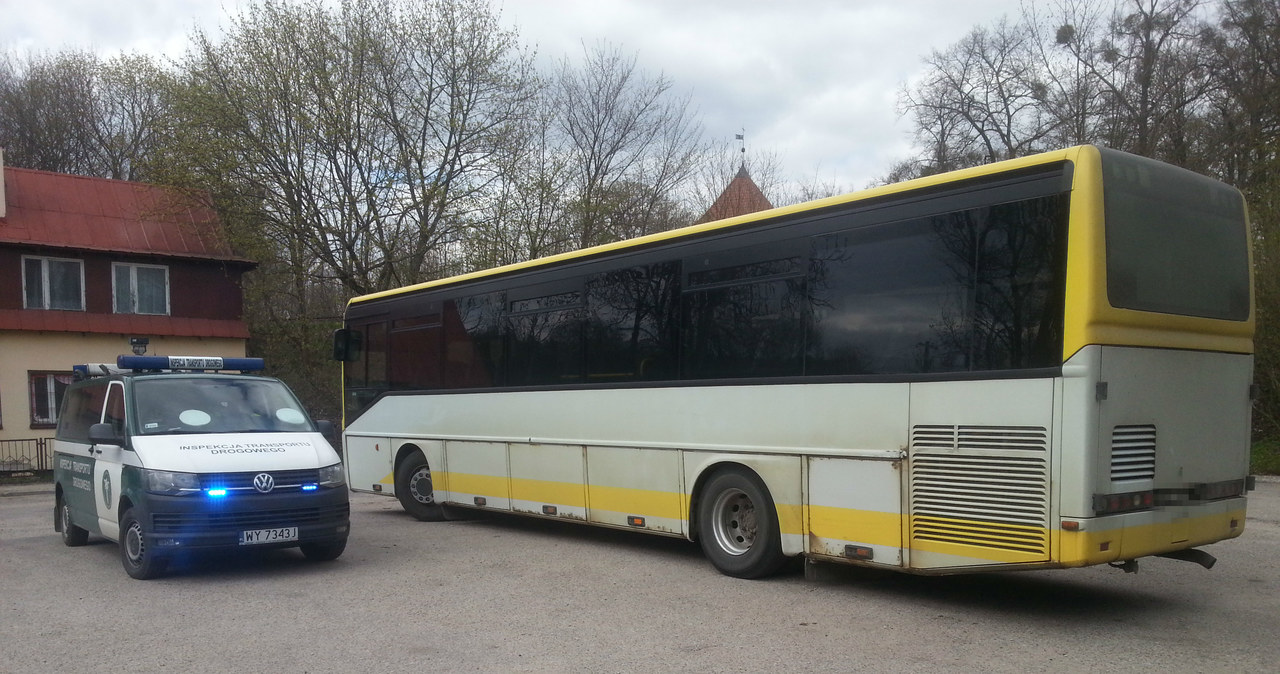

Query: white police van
[53,355,349,579]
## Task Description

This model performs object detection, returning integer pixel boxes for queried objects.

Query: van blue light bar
[117,355,266,372]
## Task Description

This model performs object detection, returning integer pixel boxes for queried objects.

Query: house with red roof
[0,150,254,451]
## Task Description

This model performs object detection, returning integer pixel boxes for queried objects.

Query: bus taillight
[1092,490,1155,516]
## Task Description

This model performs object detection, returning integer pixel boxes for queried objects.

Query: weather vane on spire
[735,128,746,169]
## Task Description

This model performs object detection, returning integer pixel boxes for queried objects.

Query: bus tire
[58,494,89,547]
[300,537,348,562]
[120,507,167,580]
[696,468,787,579]
[396,451,446,522]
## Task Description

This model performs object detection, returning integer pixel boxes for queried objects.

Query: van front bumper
[135,487,350,552]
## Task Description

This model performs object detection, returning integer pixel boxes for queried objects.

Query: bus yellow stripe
[510,477,586,508]
[588,484,683,520]
[443,472,509,498]
[808,505,902,547]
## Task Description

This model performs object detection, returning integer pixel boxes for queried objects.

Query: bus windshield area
[132,377,314,435]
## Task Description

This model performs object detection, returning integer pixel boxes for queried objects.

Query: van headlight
[318,463,346,488]
[143,469,201,495]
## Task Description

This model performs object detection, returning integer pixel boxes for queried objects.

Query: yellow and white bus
[334,145,1254,578]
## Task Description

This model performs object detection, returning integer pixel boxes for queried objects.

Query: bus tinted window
[1102,149,1250,321]
[807,194,1067,375]
[585,263,680,382]
[808,219,968,375]
[389,323,443,390]
[683,276,807,379]
[444,293,504,388]
[507,292,584,387]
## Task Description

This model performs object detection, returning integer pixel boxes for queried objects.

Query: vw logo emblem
[252,473,276,493]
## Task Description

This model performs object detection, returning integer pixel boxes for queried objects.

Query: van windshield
[132,377,315,435]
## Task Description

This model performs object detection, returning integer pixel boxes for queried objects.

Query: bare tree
[171,0,536,298]
[0,50,98,175]
[555,41,706,248]
[0,50,172,181]
[900,17,1055,171]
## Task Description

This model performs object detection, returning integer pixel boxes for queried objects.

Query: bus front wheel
[395,451,446,522]
[696,468,787,579]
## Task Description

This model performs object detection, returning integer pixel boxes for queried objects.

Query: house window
[113,263,170,315]
[29,371,73,428]
[23,256,85,311]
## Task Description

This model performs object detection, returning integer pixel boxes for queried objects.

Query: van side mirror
[88,423,124,446]
[332,328,362,362]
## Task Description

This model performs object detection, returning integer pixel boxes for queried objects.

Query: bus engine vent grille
[1110,425,1156,481]
[909,425,1049,555]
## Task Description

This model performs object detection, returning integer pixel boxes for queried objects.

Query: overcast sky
[1,0,1024,190]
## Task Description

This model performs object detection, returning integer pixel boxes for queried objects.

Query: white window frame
[22,255,85,311]
[29,371,73,428]
[112,262,171,315]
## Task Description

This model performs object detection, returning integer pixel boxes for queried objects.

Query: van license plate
[239,527,298,545]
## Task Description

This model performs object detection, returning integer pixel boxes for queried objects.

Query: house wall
[0,332,247,443]
[0,248,244,318]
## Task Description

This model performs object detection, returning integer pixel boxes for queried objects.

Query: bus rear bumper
[1057,497,1246,568]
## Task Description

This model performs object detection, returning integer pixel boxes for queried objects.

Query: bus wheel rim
[408,467,434,505]
[710,488,756,556]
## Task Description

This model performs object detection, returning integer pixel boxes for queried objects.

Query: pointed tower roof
[695,165,773,224]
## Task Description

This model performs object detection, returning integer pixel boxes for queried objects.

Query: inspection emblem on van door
[253,473,275,493]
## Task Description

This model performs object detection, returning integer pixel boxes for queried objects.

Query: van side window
[57,382,108,443]
[104,383,127,437]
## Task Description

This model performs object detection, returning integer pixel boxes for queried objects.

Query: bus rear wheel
[696,468,787,579]
[396,451,446,522]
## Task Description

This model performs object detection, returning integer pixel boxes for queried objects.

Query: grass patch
[1252,440,1280,475]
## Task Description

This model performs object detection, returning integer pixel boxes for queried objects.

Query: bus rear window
[1102,149,1250,321]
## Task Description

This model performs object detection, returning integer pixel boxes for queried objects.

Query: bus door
[91,381,128,540]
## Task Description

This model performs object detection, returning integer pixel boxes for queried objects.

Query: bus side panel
[684,452,804,555]
[345,435,393,494]
[585,446,683,534]
[444,441,511,511]
[906,378,1057,570]
[510,443,586,521]
[806,457,903,567]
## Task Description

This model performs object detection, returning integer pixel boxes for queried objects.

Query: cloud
[3,0,1022,191]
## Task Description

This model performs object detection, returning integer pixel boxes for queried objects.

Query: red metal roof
[0,167,251,263]
[0,309,250,339]
[695,165,775,225]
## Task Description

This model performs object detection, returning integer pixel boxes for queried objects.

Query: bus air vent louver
[909,425,1049,557]
[1110,425,1156,481]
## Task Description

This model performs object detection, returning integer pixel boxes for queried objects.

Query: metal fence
[0,438,50,473]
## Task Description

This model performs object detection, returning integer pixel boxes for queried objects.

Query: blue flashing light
[117,355,266,372]
[207,488,228,497]
[301,484,319,492]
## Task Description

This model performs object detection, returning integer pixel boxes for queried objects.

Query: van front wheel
[120,508,167,580]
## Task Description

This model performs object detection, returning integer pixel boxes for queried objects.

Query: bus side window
[585,262,680,383]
